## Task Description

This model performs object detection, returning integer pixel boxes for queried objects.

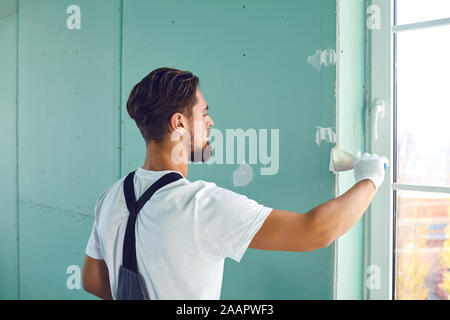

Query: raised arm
[249,150,389,252]
[249,179,376,252]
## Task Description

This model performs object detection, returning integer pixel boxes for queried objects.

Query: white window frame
[365,0,450,300]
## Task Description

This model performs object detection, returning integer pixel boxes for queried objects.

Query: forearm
[98,289,113,300]
[82,255,114,300]
[307,179,377,245]
[87,285,113,300]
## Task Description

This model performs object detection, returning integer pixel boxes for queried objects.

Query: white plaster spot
[233,161,254,187]
[315,126,336,146]
[307,48,337,72]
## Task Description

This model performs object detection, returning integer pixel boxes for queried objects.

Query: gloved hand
[353,151,389,191]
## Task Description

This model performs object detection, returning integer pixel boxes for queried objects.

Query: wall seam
[15,0,20,299]
[333,0,340,301]
[119,0,123,179]
[18,200,94,219]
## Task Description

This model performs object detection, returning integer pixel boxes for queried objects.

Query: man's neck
[141,141,188,178]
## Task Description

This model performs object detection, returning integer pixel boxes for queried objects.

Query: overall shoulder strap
[122,171,184,272]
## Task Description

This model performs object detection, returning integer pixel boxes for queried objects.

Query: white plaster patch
[307,48,337,71]
[315,126,336,146]
[232,162,254,187]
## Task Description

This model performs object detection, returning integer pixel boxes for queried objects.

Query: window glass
[395,190,450,300]
[396,24,450,188]
[396,0,450,25]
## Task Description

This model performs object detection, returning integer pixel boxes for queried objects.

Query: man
[82,67,388,300]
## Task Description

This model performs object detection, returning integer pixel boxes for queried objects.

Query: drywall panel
[16,0,121,299]
[18,203,94,299]
[0,0,19,299]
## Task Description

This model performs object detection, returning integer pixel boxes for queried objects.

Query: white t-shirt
[85,166,273,300]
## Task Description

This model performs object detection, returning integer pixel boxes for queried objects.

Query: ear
[170,112,184,130]
[169,113,190,142]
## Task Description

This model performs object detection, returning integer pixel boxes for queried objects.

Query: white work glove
[353,151,389,191]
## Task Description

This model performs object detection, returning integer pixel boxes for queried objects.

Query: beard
[189,140,212,163]
[185,119,212,163]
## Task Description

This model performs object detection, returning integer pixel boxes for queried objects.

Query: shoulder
[94,176,126,210]
[186,179,231,196]
[186,180,251,206]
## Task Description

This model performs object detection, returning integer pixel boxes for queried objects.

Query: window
[365,0,450,300]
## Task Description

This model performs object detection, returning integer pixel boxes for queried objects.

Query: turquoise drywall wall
[0,0,19,300]
[335,0,366,299]
[0,0,337,299]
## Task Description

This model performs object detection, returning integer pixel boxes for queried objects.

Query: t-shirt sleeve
[85,220,103,260]
[85,190,109,260]
[196,183,273,263]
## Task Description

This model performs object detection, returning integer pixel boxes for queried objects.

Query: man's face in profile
[187,88,214,163]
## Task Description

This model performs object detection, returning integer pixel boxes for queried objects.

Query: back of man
[85,166,273,299]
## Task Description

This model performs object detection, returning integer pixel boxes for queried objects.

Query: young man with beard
[82,67,388,300]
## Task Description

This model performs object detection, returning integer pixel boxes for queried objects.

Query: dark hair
[126,67,199,145]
